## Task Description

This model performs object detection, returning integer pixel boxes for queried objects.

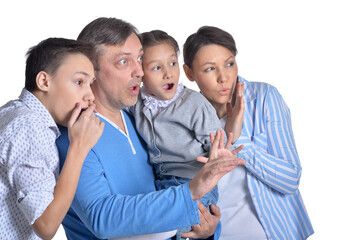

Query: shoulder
[0,103,46,145]
[180,87,212,105]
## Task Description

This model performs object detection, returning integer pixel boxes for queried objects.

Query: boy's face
[46,53,95,126]
[142,42,180,100]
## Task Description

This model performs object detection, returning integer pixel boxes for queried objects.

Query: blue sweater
[56,110,199,239]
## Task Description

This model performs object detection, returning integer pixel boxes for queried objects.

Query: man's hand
[189,130,246,200]
[181,202,220,239]
[225,81,245,143]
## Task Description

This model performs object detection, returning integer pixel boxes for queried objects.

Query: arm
[68,149,199,239]
[237,86,302,194]
[32,104,104,239]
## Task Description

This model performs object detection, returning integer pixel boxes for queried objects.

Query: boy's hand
[67,103,104,153]
[224,82,244,144]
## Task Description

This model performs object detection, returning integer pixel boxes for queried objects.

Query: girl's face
[142,42,180,100]
[184,44,238,115]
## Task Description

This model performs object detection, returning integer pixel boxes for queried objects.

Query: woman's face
[184,44,238,114]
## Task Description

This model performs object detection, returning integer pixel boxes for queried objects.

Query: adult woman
[183,26,314,240]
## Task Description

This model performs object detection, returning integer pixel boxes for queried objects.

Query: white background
[1,0,359,239]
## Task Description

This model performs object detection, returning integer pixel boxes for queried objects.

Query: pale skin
[30,54,104,240]
[92,33,245,238]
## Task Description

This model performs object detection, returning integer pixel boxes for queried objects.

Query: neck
[94,99,126,132]
[213,89,237,119]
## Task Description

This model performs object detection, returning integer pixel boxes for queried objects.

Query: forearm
[32,145,86,239]
[74,183,199,239]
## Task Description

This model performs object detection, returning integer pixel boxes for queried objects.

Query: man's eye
[138,56,143,61]
[119,59,127,64]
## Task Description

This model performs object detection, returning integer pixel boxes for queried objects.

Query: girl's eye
[153,66,161,71]
[170,61,177,67]
[76,80,82,85]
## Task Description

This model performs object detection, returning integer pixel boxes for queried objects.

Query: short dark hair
[25,37,95,92]
[77,17,139,70]
[183,26,237,69]
[140,30,179,56]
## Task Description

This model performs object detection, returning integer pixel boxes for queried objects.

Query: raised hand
[224,81,245,144]
[189,130,246,200]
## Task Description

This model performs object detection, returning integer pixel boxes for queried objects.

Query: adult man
[56,17,244,240]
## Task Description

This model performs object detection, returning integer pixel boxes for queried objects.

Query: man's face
[92,33,144,110]
[46,53,95,126]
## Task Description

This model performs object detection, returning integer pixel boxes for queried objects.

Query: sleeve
[191,93,225,153]
[236,86,302,194]
[69,149,199,239]
[8,125,56,224]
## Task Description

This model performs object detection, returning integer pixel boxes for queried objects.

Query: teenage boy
[0,38,104,240]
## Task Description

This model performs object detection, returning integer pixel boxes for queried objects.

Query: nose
[84,87,95,105]
[217,68,228,83]
[163,66,172,80]
[132,58,144,79]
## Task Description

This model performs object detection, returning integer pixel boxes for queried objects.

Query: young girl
[130,30,244,240]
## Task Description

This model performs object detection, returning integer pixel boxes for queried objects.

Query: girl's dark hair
[25,38,95,92]
[140,30,179,56]
[183,26,237,68]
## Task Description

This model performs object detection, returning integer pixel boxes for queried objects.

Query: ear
[36,71,51,92]
[183,64,195,82]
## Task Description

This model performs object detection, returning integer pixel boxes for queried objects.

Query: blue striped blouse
[233,76,314,239]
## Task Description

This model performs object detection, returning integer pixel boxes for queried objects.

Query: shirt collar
[19,88,61,138]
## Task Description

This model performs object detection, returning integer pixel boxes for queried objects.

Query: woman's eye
[226,62,234,67]
[204,67,214,72]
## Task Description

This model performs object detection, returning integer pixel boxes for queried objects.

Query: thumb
[209,204,221,218]
[196,156,209,163]
[67,103,81,128]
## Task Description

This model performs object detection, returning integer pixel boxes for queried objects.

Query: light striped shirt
[224,76,314,239]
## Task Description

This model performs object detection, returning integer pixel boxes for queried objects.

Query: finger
[198,201,212,220]
[209,204,221,218]
[181,230,198,239]
[196,156,209,163]
[209,130,221,160]
[226,102,232,119]
[219,130,225,149]
[67,103,81,128]
[225,132,233,150]
[81,104,96,117]
[231,144,244,155]
[210,132,215,144]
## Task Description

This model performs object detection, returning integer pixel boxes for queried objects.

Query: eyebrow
[200,56,235,67]
[114,48,144,59]
[146,53,177,65]
[75,71,91,77]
